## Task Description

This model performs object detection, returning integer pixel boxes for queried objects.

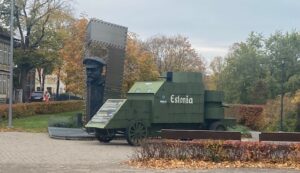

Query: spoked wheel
[209,121,226,131]
[126,121,147,146]
[95,129,115,143]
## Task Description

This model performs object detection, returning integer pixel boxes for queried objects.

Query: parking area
[0,132,299,173]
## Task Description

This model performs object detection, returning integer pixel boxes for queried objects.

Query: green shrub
[48,115,81,128]
[134,139,300,163]
[227,125,252,138]
[0,101,83,119]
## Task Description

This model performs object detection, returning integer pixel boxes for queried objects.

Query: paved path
[0,132,299,173]
[0,132,134,172]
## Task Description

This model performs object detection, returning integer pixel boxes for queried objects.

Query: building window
[4,44,9,65]
[0,42,9,65]
[0,43,3,64]
[0,75,3,94]
[0,75,2,94]
[0,74,8,95]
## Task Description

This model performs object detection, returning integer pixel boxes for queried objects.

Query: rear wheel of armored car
[95,129,115,143]
[126,121,147,146]
[209,121,226,131]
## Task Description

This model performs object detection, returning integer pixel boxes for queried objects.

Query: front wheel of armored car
[209,121,226,131]
[126,121,147,146]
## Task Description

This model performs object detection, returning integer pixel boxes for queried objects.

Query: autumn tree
[0,0,72,101]
[206,56,224,90]
[219,33,268,104]
[59,17,87,96]
[123,33,159,94]
[36,10,74,93]
[265,31,300,99]
[216,31,300,104]
[144,35,205,74]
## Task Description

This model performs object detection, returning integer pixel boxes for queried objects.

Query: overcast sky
[74,0,300,61]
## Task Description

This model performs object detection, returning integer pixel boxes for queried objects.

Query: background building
[34,70,66,96]
[0,28,10,104]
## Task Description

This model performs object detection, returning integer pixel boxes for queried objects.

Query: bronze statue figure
[83,57,106,121]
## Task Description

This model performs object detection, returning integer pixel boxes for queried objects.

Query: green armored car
[86,72,235,145]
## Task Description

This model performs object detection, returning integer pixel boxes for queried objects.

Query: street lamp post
[280,59,284,131]
[8,0,14,128]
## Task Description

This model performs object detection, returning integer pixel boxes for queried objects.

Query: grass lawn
[0,111,82,133]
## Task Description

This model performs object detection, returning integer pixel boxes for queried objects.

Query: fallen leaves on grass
[0,127,25,132]
[127,159,300,170]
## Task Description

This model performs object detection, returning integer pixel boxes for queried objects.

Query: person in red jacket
[43,91,50,103]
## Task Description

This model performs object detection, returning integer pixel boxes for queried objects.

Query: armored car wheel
[209,121,226,131]
[126,121,147,146]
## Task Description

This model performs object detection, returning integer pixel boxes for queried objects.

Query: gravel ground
[0,132,299,173]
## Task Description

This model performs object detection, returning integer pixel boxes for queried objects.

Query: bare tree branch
[15,5,25,48]
[31,13,50,48]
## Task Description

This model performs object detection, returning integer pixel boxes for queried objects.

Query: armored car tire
[209,121,226,131]
[126,121,147,146]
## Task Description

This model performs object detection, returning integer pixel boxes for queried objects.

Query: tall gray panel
[84,19,127,120]
[86,19,127,49]
[104,47,125,100]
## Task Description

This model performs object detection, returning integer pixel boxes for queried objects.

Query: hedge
[0,101,84,119]
[134,139,300,163]
[225,104,264,130]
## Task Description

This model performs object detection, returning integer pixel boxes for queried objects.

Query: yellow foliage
[204,75,217,90]
[291,90,300,104]
[123,33,159,94]
[59,18,88,95]
[260,89,300,131]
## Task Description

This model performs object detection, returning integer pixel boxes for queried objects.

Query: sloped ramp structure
[48,127,95,140]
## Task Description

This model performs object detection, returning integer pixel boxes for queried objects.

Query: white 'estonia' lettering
[170,95,193,104]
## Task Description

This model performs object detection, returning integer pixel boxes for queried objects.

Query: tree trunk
[56,68,61,100]
[37,68,42,91]
[20,67,30,102]
[42,72,46,92]
[296,103,300,132]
